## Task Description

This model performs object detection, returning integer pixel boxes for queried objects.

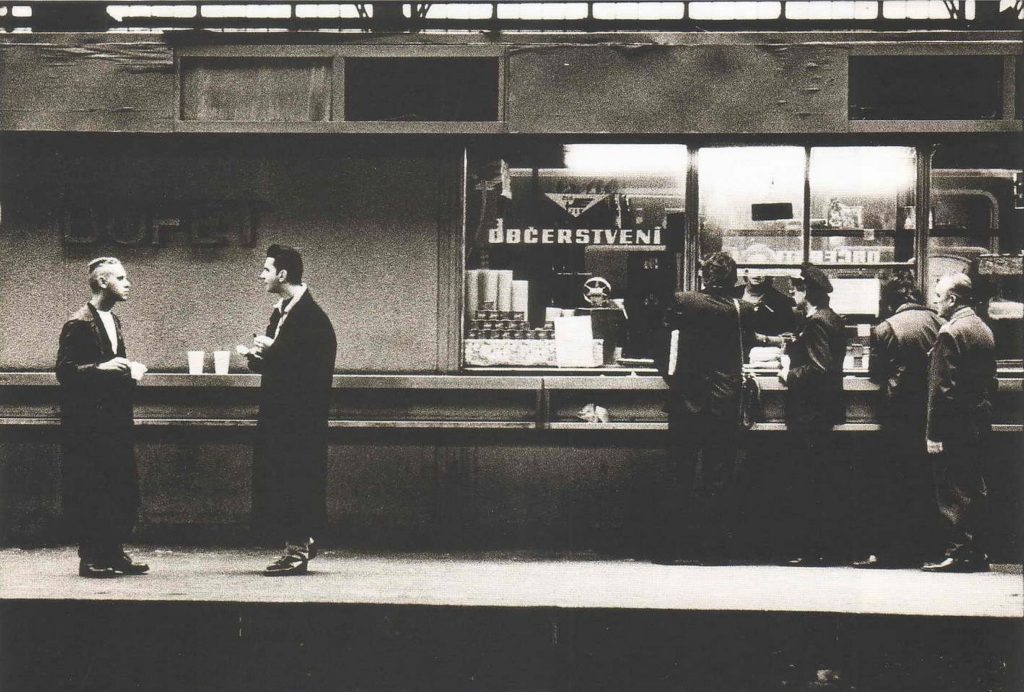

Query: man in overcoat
[658,252,756,564]
[778,264,848,565]
[56,257,149,578]
[247,244,337,576]
[922,273,996,573]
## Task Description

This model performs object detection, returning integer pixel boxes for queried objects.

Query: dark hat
[799,263,833,294]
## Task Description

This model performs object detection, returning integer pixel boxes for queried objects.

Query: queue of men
[659,254,997,573]
[56,249,996,578]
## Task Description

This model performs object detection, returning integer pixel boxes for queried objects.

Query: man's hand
[250,335,274,357]
[777,354,790,384]
[97,357,130,373]
[926,439,944,455]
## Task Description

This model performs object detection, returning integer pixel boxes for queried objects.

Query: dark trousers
[62,440,139,563]
[932,438,989,561]
[252,423,327,546]
[865,425,942,562]
[783,427,851,561]
[657,409,742,560]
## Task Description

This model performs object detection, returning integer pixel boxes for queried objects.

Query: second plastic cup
[187,350,205,375]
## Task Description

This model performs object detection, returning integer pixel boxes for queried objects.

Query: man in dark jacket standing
[853,271,944,568]
[247,244,337,576]
[56,257,149,578]
[779,264,848,565]
[657,252,755,564]
[921,273,996,573]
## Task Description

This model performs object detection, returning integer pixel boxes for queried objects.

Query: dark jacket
[869,303,944,430]
[926,307,996,444]
[733,284,797,337]
[56,304,136,439]
[55,303,139,528]
[661,289,755,418]
[784,306,847,430]
[248,288,337,434]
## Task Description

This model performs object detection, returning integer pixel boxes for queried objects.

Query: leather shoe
[785,556,824,567]
[108,552,150,575]
[263,553,309,577]
[852,554,917,569]
[79,560,118,579]
[920,556,990,573]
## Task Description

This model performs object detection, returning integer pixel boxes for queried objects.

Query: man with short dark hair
[656,251,755,564]
[778,264,849,566]
[853,270,945,568]
[56,257,149,578]
[247,244,337,576]
[921,273,996,573]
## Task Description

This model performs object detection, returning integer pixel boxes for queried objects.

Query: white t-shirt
[96,309,118,354]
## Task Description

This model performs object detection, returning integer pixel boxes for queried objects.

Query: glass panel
[809,147,916,264]
[930,168,1022,367]
[465,144,686,368]
[698,146,805,265]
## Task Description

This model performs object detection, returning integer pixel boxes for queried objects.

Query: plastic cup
[213,350,230,375]
[129,361,147,382]
[187,350,205,375]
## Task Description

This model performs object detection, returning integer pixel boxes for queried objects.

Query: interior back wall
[0,134,460,372]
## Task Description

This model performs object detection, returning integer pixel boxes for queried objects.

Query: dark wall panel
[506,43,847,134]
[0,135,454,372]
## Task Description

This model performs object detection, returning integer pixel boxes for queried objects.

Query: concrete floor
[1,546,1020,618]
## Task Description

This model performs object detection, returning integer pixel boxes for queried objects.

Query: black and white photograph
[0,1,1021,689]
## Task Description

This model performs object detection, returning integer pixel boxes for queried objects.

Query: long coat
[247,288,337,540]
[784,307,847,430]
[55,304,139,536]
[926,306,996,444]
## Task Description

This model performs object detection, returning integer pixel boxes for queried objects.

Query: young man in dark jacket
[56,257,149,578]
[247,244,337,576]
[853,271,945,568]
[921,273,996,573]
[657,252,755,564]
[778,264,848,565]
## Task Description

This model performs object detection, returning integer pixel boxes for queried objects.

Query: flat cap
[799,263,833,294]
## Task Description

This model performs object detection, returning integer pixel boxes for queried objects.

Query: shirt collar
[949,306,975,323]
[273,284,307,314]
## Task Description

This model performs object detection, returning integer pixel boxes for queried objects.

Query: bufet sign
[488,226,663,246]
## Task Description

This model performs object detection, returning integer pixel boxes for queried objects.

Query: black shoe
[108,552,150,575]
[263,553,309,577]
[852,554,918,569]
[79,560,118,579]
[920,556,990,573]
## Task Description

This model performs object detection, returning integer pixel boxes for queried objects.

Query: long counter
[0,371,1021,433]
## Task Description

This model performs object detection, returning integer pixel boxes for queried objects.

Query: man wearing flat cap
[778,263,849,566]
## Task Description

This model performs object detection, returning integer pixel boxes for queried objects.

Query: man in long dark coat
[778,264,849,565]
[246,244,337,576]
[56,257,149,578]
[657,252,755,564]
[853,271,944,568]
[922,273,996,573]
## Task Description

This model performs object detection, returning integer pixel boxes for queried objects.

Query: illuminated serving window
[698,146,805,266]
[809,147,917,265]
[464,144,686,368]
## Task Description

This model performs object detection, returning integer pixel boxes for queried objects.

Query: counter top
[0,372,1021,391]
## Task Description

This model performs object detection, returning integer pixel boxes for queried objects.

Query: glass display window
[465,144,686,368]
[698,146,805,266]
[809,147,917,265]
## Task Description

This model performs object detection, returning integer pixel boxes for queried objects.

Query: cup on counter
[213,350,231,375]
[187,350,205,375]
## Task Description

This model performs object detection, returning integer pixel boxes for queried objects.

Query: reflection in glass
[809,147,916,264]
[698,146,805,265]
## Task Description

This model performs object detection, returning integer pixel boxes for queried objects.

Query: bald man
[922,273,996,573]
[56,257,149,578]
